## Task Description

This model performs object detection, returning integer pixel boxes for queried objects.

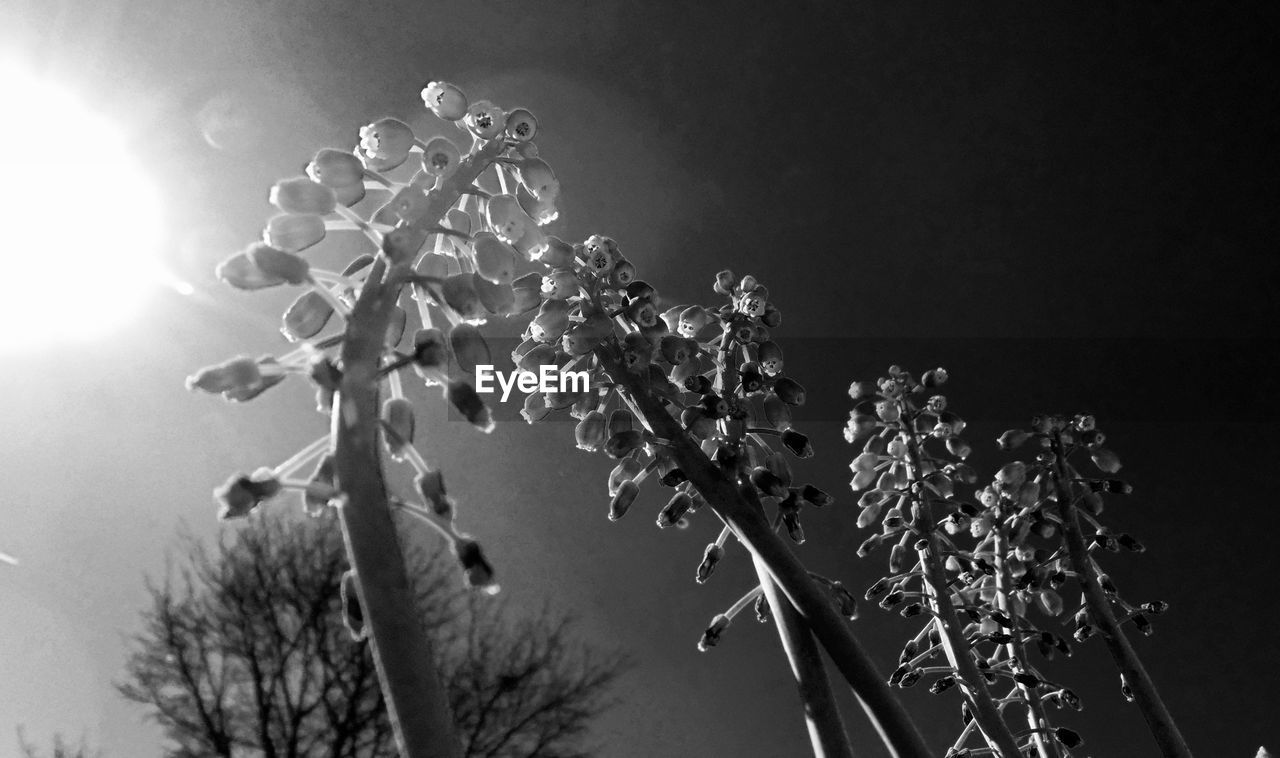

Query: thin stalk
[992,528,1059,758]
[597,346,930,758]
[329,139,506,758]
[718,323,853,757]
[901,425,1022,758]
[755,556,856,758]
[1048,433,1193,758]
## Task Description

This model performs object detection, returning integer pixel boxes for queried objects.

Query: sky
[1,1,1278,756]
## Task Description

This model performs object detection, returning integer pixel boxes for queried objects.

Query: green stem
[1049,433,1193,758]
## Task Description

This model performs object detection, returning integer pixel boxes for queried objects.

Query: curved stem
[329,138,507,758]
[331,256,462,758]
[597,347,930,758]
[1049,434,1194,758]
[755,556,855,758]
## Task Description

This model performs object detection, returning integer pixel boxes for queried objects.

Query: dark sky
[1,1,1278,756]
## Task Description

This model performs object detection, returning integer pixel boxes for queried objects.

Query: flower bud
[540,269,578,300]
[474,275,516,316]
[757,341,783,375]
[448,323,490,373]
[214,468,282,520]
[419,135,462,178]
[653,334,688,365]
[216,250,285,290]
[697,613,731,652]
[453,538,498,593]
[695,543,725,584]
[446,379,494,432]
[657,492,693,528]
[781,429,813,458]
[512,158,560,204]
[995,461,1027,488]
[442,273,486,321]
[247,243,310,285]
[307,148,365,202]
[768,376,805,406]
[765,453,793,487]
[609,479,640,520]
[470,232,517,285]
[422,81,468,120]
[605,409,633,438]
[464,100,504,139]
[506,272,541,314]
[413,470,451,517]
[521,392,551,424]
[382,397,416,460]
[499,107,538,142]
[945,437,971,460]
[749,467,788,498]
[763,393,793,431]
[270,177,337,215]
[264,213,326,252]
[1055,728,1083,749]
[922,367,948,387]
[1091,447,1122,473]
[605,429,645,459]
[281,290,335,342]
[358,118,415,171]
[410,328,449,379]
[574,411,607,452]
[187,355,263,395]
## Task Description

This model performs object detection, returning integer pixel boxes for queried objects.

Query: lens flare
[0,64,163,350]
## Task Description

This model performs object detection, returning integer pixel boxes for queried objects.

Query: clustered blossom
[847,367,1167,757]
[499,226,859,647]
[186,80,574,594]
[187,77,856,668]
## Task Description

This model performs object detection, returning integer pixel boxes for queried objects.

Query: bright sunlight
[0,64,164,351]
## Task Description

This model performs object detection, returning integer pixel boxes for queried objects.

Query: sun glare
[0,65,164,351]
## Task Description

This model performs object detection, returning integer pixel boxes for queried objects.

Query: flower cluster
[189,76,854,689]
[847,366,1082,757]
[502,231,850,648]
[187,80,569,593]
[848,368,1168,757]
[996,414,1165,652]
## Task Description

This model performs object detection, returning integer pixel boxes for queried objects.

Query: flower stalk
[327,137,505,758]
[1048,431,1193,758]
[598,347,930,758]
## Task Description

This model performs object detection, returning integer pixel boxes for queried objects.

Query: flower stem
[901,423,1023,758]
[754,549,855,757]
[596,346,930,758]
[1049,433,1193,758]
[992,528,1060,758]
[328,138,507,758]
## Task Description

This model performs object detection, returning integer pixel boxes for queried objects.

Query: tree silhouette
[118,509,621,758]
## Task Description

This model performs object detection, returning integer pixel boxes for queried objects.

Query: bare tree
[16,730,102,758]
[118,509,621,758]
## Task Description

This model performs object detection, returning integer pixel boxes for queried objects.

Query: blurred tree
[117,509,621,758]
[16,730,101,758]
